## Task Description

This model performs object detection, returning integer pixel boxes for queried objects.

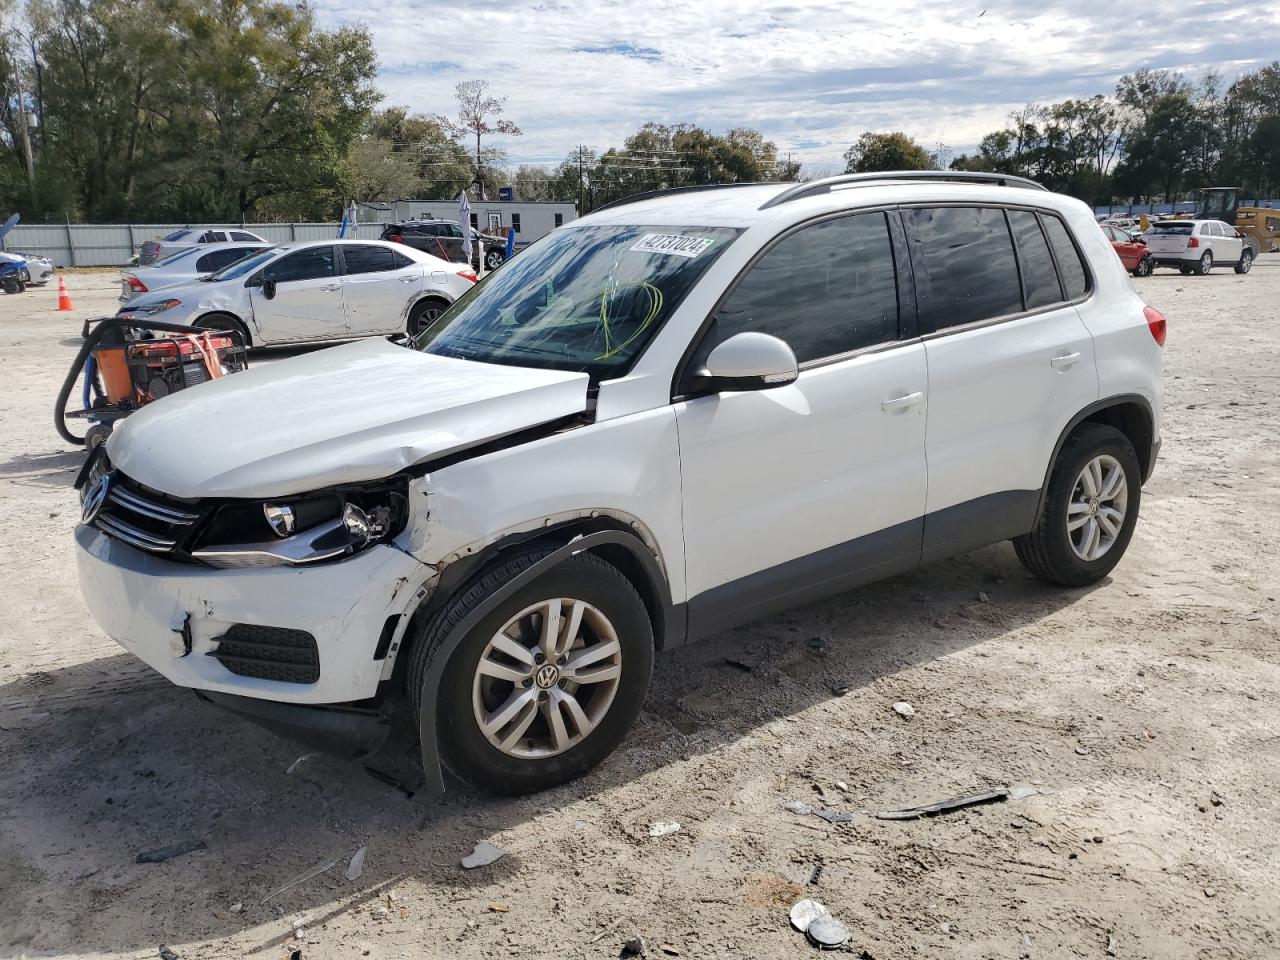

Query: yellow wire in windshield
[595,280,663,361]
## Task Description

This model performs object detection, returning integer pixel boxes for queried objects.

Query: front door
[339,244,423,335]
[674,211,928,638]
[904,206,1099,562]
[247,245,345,343]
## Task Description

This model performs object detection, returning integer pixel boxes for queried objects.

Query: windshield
[1148,223,1193,235]
[162,229,193,242]
[210,246,281,281]
[416,224,741,378]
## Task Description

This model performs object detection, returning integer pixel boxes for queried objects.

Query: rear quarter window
[1040,215,1089,300]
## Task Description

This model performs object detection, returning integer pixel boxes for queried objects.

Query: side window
[390,250,413,268]
[341,244,397,274]
[693,212,899,367]
[511,213,522,233]
[196,248,255,273]
[230,231,258,242]
[1040,215,1089,300]
[904,206,1022,329]
[1008,210,1064,309]
[450,224,464,238]
[554,213,564,228]
[198,231,217,244]
[264,246,335,284]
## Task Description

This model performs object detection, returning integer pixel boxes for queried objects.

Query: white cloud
[313,0,1280,171]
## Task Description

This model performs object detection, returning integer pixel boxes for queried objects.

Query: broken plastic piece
[782,800,814,816]
[461,840,506,869]
[814,808,852,824]
[345,845,367,881]
[875,788,1009,820]
[136,839,206,863]
[789,898,830,933]
[807,915,851,949]
[260,855,341,904]
[648,821,681,838]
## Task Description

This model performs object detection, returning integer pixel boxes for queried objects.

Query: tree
[434,79,521,193]
[350,107,472,201]
[843,132,933,173]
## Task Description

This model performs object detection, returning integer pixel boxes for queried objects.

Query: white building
[359,199,577,243]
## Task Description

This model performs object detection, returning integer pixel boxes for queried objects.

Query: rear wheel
[407,297,449,337]
[409,545,654,795]
[484,248,505,271]
[1196,251,1213,275]
[1235,249,1253,274]
[1013,423,1141,587]
[1132,256,1153,277]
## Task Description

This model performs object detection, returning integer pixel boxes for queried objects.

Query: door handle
[881,391,923,412]
[399,276,416,283]
[1050,351,1081,371]
[318,283,340,292]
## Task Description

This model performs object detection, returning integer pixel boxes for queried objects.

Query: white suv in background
[1144,219,1252,274]
[75,172,1165,797]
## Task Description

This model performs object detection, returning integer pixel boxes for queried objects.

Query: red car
[1101,224,1153,277]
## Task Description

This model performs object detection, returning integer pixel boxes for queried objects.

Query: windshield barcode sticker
[630,234,714,258]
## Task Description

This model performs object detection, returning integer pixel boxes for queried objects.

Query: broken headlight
[191,478,409,568]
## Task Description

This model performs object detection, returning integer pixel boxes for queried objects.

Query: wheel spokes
[1099,464,1125,501]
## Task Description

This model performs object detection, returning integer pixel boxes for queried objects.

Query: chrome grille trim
[95,514,179,551]
[107,485,200,523]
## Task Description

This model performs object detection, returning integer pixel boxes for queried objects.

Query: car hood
[105,338,591,499]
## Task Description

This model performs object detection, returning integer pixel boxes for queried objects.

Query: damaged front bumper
[74,524,434,706]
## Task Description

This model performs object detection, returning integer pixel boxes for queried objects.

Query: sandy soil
[1,264,1277,960]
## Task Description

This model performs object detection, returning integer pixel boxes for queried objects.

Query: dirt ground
[1,263,1277,960]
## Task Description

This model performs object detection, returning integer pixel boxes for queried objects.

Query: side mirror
[694,332,799,393]
[263,278,277,300]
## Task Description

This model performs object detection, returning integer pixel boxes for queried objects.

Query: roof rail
[592,182,781,214]
[758,171,1048,209]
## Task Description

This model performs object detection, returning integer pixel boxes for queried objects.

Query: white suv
[1144,218,1252,274]
[74,172,1165,796]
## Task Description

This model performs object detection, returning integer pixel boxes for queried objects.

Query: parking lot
[1,264,1277,958]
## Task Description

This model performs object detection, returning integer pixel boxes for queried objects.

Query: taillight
[1143,305,1166,347]
[1187,236,1199,248]
[457,269,478,283]
[388,234,403,243]
[126,275,148,293]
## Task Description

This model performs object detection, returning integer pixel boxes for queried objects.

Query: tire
[1013,423,1141,588]
[407,297,449,337]
[1132,256,1153,278]
[194,312,250,347]
[1196,251,1213,275]
[484,248,505,271]
[407,544,654,795]
[1179,265,1192,275]
[1235,249,1253,274]
[84,422,113,452]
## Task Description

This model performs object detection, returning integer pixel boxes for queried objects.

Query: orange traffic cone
[56,275,74,311]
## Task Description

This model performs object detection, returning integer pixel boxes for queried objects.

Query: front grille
[210,624,320,684]
[93,473,201,555]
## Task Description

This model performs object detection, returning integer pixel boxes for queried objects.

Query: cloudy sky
[313,0,1280,173]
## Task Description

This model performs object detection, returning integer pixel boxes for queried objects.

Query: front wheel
[1013,423,1141,587]
[1196,251,1214,275]
[411,546,655,795]
[1235,249,1253,274]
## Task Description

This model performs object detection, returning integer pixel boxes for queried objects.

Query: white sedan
[120,241,273,303]
[117,240,477,346]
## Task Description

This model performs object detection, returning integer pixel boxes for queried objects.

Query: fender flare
[414,528,677,798]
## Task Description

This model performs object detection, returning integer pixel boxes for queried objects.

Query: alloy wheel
[1067,454,1128,561]
[472,598,623,759]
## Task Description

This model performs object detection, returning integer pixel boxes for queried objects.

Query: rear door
[246,245,345,343]
[908,206,1099,562]
[1209,221,1242,263]
[339,244,423,335]
[674,211,928,634]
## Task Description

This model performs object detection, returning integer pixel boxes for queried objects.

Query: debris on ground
[136,838,206,863]
[659,945,680,956]
[808,863,824,886]
[486,902,510,912]
[807,914,851,950]
[370,905,389,921]
[622,933,646,955]
[723,658,752,672]
[286,753,319,775]
[1008,784,1044,801]
[461,840,506,869]
[345,845,367,881]
[260,855,341,904]
[782,800,815,816]
[229,902,243,913]
[892,701,915,718]
[159,946,179,960]
[1211,791,1225,807]
[789,898,830,932]
[813,807,853,824]
[1205,886,1218,898]
[648,820,681,838]
[875,788,1010,820]
[978,591,990,603]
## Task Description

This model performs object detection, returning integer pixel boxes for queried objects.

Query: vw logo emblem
[81,473,111,524]
[534,664,560,689]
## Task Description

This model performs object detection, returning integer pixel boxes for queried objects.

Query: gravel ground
[1,264,1277,960]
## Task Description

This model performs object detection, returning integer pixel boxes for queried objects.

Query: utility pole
[577,145,585,214]
[11,57,35,203]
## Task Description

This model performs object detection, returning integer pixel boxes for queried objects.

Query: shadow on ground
[0,543,1100,955]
